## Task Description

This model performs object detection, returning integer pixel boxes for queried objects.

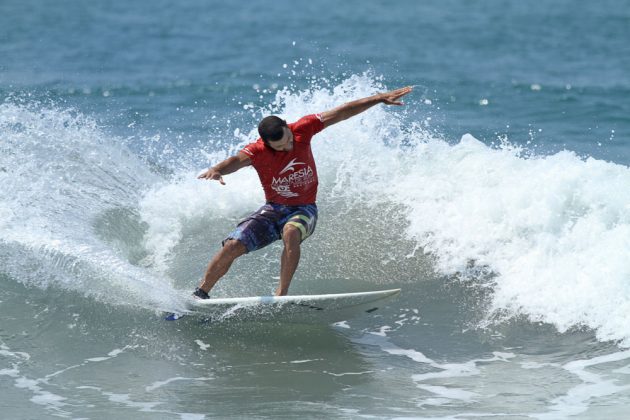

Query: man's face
[267,127,293,152]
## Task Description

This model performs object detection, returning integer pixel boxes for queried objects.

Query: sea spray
[0,101,184,311]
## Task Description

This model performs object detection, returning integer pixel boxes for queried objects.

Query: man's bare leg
[275,226,302,296]
[198,239,247,294]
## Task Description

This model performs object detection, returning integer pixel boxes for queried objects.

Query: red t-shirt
[241,114,325,205]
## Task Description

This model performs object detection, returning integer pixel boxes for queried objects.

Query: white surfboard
[166,289,401,323]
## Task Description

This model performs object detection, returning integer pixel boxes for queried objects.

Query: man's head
[258,116,293,151]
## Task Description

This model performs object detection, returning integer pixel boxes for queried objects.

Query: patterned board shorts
[223,203,318,253]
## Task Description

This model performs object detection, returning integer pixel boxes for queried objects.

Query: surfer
[194,86,413,298]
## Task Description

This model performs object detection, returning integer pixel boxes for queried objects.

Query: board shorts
[223,203,318,253]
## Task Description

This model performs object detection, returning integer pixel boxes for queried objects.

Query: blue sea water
[2,1,630,418]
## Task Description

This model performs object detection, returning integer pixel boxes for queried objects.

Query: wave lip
[391,134,630,344]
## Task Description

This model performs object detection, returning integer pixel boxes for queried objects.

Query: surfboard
[165,288,401,323]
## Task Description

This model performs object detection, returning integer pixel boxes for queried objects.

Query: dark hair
[258,116,287,144]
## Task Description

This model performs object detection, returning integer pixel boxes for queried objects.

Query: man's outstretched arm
[319,86,413,128]
[197,152,251,185]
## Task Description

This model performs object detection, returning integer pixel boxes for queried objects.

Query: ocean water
[2,0,630,418]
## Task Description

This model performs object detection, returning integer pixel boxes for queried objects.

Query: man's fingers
[198,175,226,185]
[395,86,413,97]
[384,98,405,105]
[197,169,212,179]
[197,171,223,183]
[382,86,413,105]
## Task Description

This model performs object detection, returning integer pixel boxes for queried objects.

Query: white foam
[194,339,211,351]
[145,376,213,392]
[325,370,374,377]
[86,357,110,362]
[535,350,630,418]
[139,169,263,271]
[0,367,20,377]
[0,343,31,360]
[0,102,186,312]
[108,348,126,357]
[105,392,162,411]
[30,391,67,406]
[79,385,207,418]
[45,345,138,381]
[388,133,630,343]
[1,359,68,412]
[179,414,206,420]
[356,326,515,408]
[416,384,477,402]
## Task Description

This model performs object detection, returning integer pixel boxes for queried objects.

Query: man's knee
[282,225,302,247]
[222,239,247,259]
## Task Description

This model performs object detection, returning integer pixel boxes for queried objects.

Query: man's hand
[196,153,252,185]
[197,168,226,185]
[378,86,413,105]
[320,85,414,127]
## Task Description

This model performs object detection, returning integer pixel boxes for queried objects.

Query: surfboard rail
[166,288,402,323]
[192,288,401,306]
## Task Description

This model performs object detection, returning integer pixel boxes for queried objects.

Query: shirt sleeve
[240,139,264,165]
[291,114,325,143]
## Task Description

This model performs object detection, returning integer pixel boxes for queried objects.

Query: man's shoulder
[290,114,323,128]
[289,114,324,139]
[241,138,266,157]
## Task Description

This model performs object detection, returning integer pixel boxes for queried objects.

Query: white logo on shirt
[271,166,315,198]
[272,184,300,198]
[279,158,306,175]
